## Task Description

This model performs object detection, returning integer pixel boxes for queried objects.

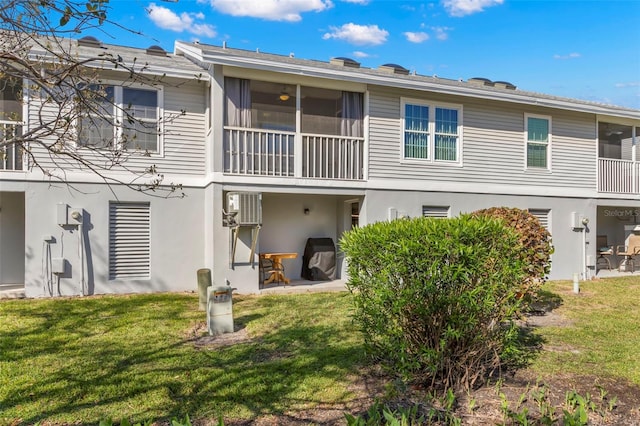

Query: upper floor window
[225,78,295,131]
[0,78,22,123]
[402,99,461,163]
[224,77,363,137]
[525,114,551,169]
[79,85,161,153]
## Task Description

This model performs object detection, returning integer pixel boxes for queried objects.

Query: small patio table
[261,252,298,285]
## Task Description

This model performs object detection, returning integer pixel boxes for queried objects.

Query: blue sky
[88,0,640,109]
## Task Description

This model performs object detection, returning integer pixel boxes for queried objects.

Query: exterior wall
[0,191,25,284]
[26,77,207,180]
[368,86,597,192]
[361,188,622,281]
[211,187,356,294]
[23,182,205,297]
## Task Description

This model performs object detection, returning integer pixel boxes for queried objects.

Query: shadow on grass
[0,292,364,424]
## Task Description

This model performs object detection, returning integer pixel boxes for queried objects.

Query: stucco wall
[23,182,205,297]
[0,192,25,284]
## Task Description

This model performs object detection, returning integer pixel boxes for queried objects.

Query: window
[301,87,363,137]
[525,115,551,169]
[422,205,450,218]
[109,202,150,280]
[403,99,461,163]
[79,85,161,153]
[1,78,23,170]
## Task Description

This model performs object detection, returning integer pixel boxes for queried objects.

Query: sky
[84,0,640,109]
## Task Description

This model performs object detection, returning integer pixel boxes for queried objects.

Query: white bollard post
[573,273,580,294]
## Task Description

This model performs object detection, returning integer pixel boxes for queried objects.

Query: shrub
[341,215,527,391]
[470,207,553,296]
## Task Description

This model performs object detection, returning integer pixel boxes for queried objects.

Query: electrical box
[52,258,67,275]
[57,203,69,226]
[570,212,587,229]
[225,192,262,226]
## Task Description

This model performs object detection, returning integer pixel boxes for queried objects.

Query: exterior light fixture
[279,91,290,101]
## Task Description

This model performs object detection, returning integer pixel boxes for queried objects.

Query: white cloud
[208,0,332,22]
[432,26,451,40]
[352,50,370,58]
[404,31,429,43]
[342,0,369,3]
[322,23,388,45]
[148,3,216,37]
[442,0,503,17]
[553,52,581,60]
[614,82,640,88]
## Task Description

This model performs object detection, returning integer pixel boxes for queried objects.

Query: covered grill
[301,237,336,281]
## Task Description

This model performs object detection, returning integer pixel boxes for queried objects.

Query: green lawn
[528,276,640,384]
[1,276,639,424]
[0,292,364,424]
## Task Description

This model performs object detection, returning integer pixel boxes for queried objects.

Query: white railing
[224,127,295,177]
[598,158,639,194]
[224,127,365,181]
[302,134,364,180]
[0,121,23,171]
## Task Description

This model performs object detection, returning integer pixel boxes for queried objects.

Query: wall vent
[77,36,102,48]
[330,57,361,68]
[146,45,167,57]
[493,80,517,90]
[379,63,410,75]
[468,77,494,87]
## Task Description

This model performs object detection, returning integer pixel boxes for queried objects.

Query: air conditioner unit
[225,192,262,226]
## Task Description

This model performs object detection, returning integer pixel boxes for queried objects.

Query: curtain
[225,77,251,127]
[340,91,363,137]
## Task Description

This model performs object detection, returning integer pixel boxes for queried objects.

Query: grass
[0,292,364,424]
[1,276,639,424]
[529,276,640,384]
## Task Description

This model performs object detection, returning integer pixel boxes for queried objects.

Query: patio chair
[259,254,285,285]
[596,235,614,270]
[616,233,640,272]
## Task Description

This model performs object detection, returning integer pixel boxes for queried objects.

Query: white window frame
[401,97,462,165]
[524,113,551,171]
[78,83,164,156]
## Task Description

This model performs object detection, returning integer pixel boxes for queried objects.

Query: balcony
[224,127,365,181]
[0,121,24,171]
[598,158,640,194]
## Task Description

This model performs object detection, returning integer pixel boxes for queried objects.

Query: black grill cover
[301,237,336,281]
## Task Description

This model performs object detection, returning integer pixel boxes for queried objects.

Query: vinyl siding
[27,79,207,177]
[368,86,597,189]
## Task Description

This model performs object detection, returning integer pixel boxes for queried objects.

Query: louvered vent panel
[422,206,450,218]
[109,202,150,279]
[529,209,551,232]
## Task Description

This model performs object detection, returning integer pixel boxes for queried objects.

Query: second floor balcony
[598,122,640,195]
[223,77,365,181]
[223,127,364,180]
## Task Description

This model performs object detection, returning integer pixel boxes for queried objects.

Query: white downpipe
[582,228,588,281]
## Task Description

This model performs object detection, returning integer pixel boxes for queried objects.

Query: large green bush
[341,215,527,391]
[470,207,553,295]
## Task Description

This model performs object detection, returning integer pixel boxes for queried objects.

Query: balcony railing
[224,127,365,181]
[598,158,640,194]
[0,121,23,171]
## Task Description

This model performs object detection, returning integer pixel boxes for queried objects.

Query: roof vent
[77,36,102,48]
[330,57,361,68]
[468,77,494,87]
[146,45,167,57]
[379,63,410,75]
[493,80,517,90]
